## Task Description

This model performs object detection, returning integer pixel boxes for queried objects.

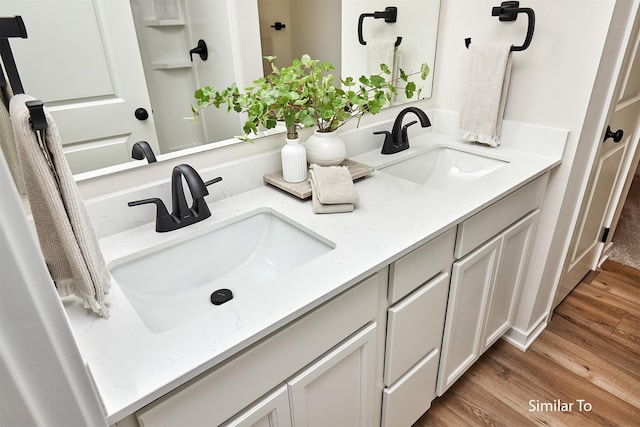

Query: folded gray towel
[11,94,110,318]
[460,42,512,147]
[310,178,354,214]
[309,164,359,214]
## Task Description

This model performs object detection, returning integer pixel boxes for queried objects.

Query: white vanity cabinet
[130,270,387,427]
[437,174,547,395]
[381,228,456,427]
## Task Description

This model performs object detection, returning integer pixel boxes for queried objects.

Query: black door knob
[271,22,286,30]
[189,39,208,61]
[135,108,149,121]
[604,125,623,143]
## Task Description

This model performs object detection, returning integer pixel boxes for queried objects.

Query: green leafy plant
[190,54,430,141]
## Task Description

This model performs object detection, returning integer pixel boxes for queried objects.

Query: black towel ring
[465,1,535,52]
[358,6,402,47]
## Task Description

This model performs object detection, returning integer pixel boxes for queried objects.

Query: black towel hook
[465,1,535,52]
[0,16,28,94]
[25,100,48,132]
[358,6,402,47]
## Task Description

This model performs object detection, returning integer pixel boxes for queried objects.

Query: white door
[601,29,640,260]
[257,0,293,73]
[288,323,377,427]
[4,0,159,174]
[555,14,640,308]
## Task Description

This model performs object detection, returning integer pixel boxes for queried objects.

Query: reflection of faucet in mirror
[127,164,222,232]
[131,141,157,164]
[375,107,431,154]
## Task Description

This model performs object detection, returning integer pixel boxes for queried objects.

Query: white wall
[0,152,107,427]
[290,0,341,73]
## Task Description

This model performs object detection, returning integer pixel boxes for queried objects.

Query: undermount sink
[379,147,508,188]
[109,209,335,333]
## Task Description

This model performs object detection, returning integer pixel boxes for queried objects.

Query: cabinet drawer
[389,227,455,304]
[455,173,548,259]
[381,349,440,427]
[384,272,449,386]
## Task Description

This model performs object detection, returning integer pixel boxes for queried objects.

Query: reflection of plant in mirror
[190,54,429,141]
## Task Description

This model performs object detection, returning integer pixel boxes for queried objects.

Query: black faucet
[375,107,432,154]
[131,141,157,163]
[128,164,222,232]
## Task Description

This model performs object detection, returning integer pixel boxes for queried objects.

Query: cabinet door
[481,211,539,352]
[221,385,292,427]
[437,236,501,396]
[288,323,377,427]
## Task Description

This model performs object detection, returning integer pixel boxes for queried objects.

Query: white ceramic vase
[304,130,346,166]
[281,137,307,183]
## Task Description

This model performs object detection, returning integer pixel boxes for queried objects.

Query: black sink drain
[210,288,233,305]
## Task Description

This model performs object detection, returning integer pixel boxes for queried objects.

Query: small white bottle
[281,136,307,183]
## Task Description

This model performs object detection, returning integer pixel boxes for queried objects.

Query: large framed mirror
[1,0,440,178]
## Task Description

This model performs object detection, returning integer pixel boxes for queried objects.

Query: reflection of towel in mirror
[460,42,512,147]
[309,164,359,214]
[367,38,396,75]
[10,94,110,318]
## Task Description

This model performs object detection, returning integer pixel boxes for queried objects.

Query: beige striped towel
[460,42,513,147]
[10,94,110,317]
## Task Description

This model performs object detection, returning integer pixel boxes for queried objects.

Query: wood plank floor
[413,260,640,427]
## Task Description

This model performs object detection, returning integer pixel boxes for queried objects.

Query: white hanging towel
[460,42,513,147]
[10,94,111,318]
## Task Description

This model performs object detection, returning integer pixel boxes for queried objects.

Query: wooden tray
[263,159,374,199]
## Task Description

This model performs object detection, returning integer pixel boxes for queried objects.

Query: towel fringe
[460,131,500,147]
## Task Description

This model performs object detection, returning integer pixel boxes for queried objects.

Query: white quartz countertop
[64,123,567,423]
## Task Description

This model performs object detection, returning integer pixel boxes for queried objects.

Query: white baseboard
[502,315,548,351]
